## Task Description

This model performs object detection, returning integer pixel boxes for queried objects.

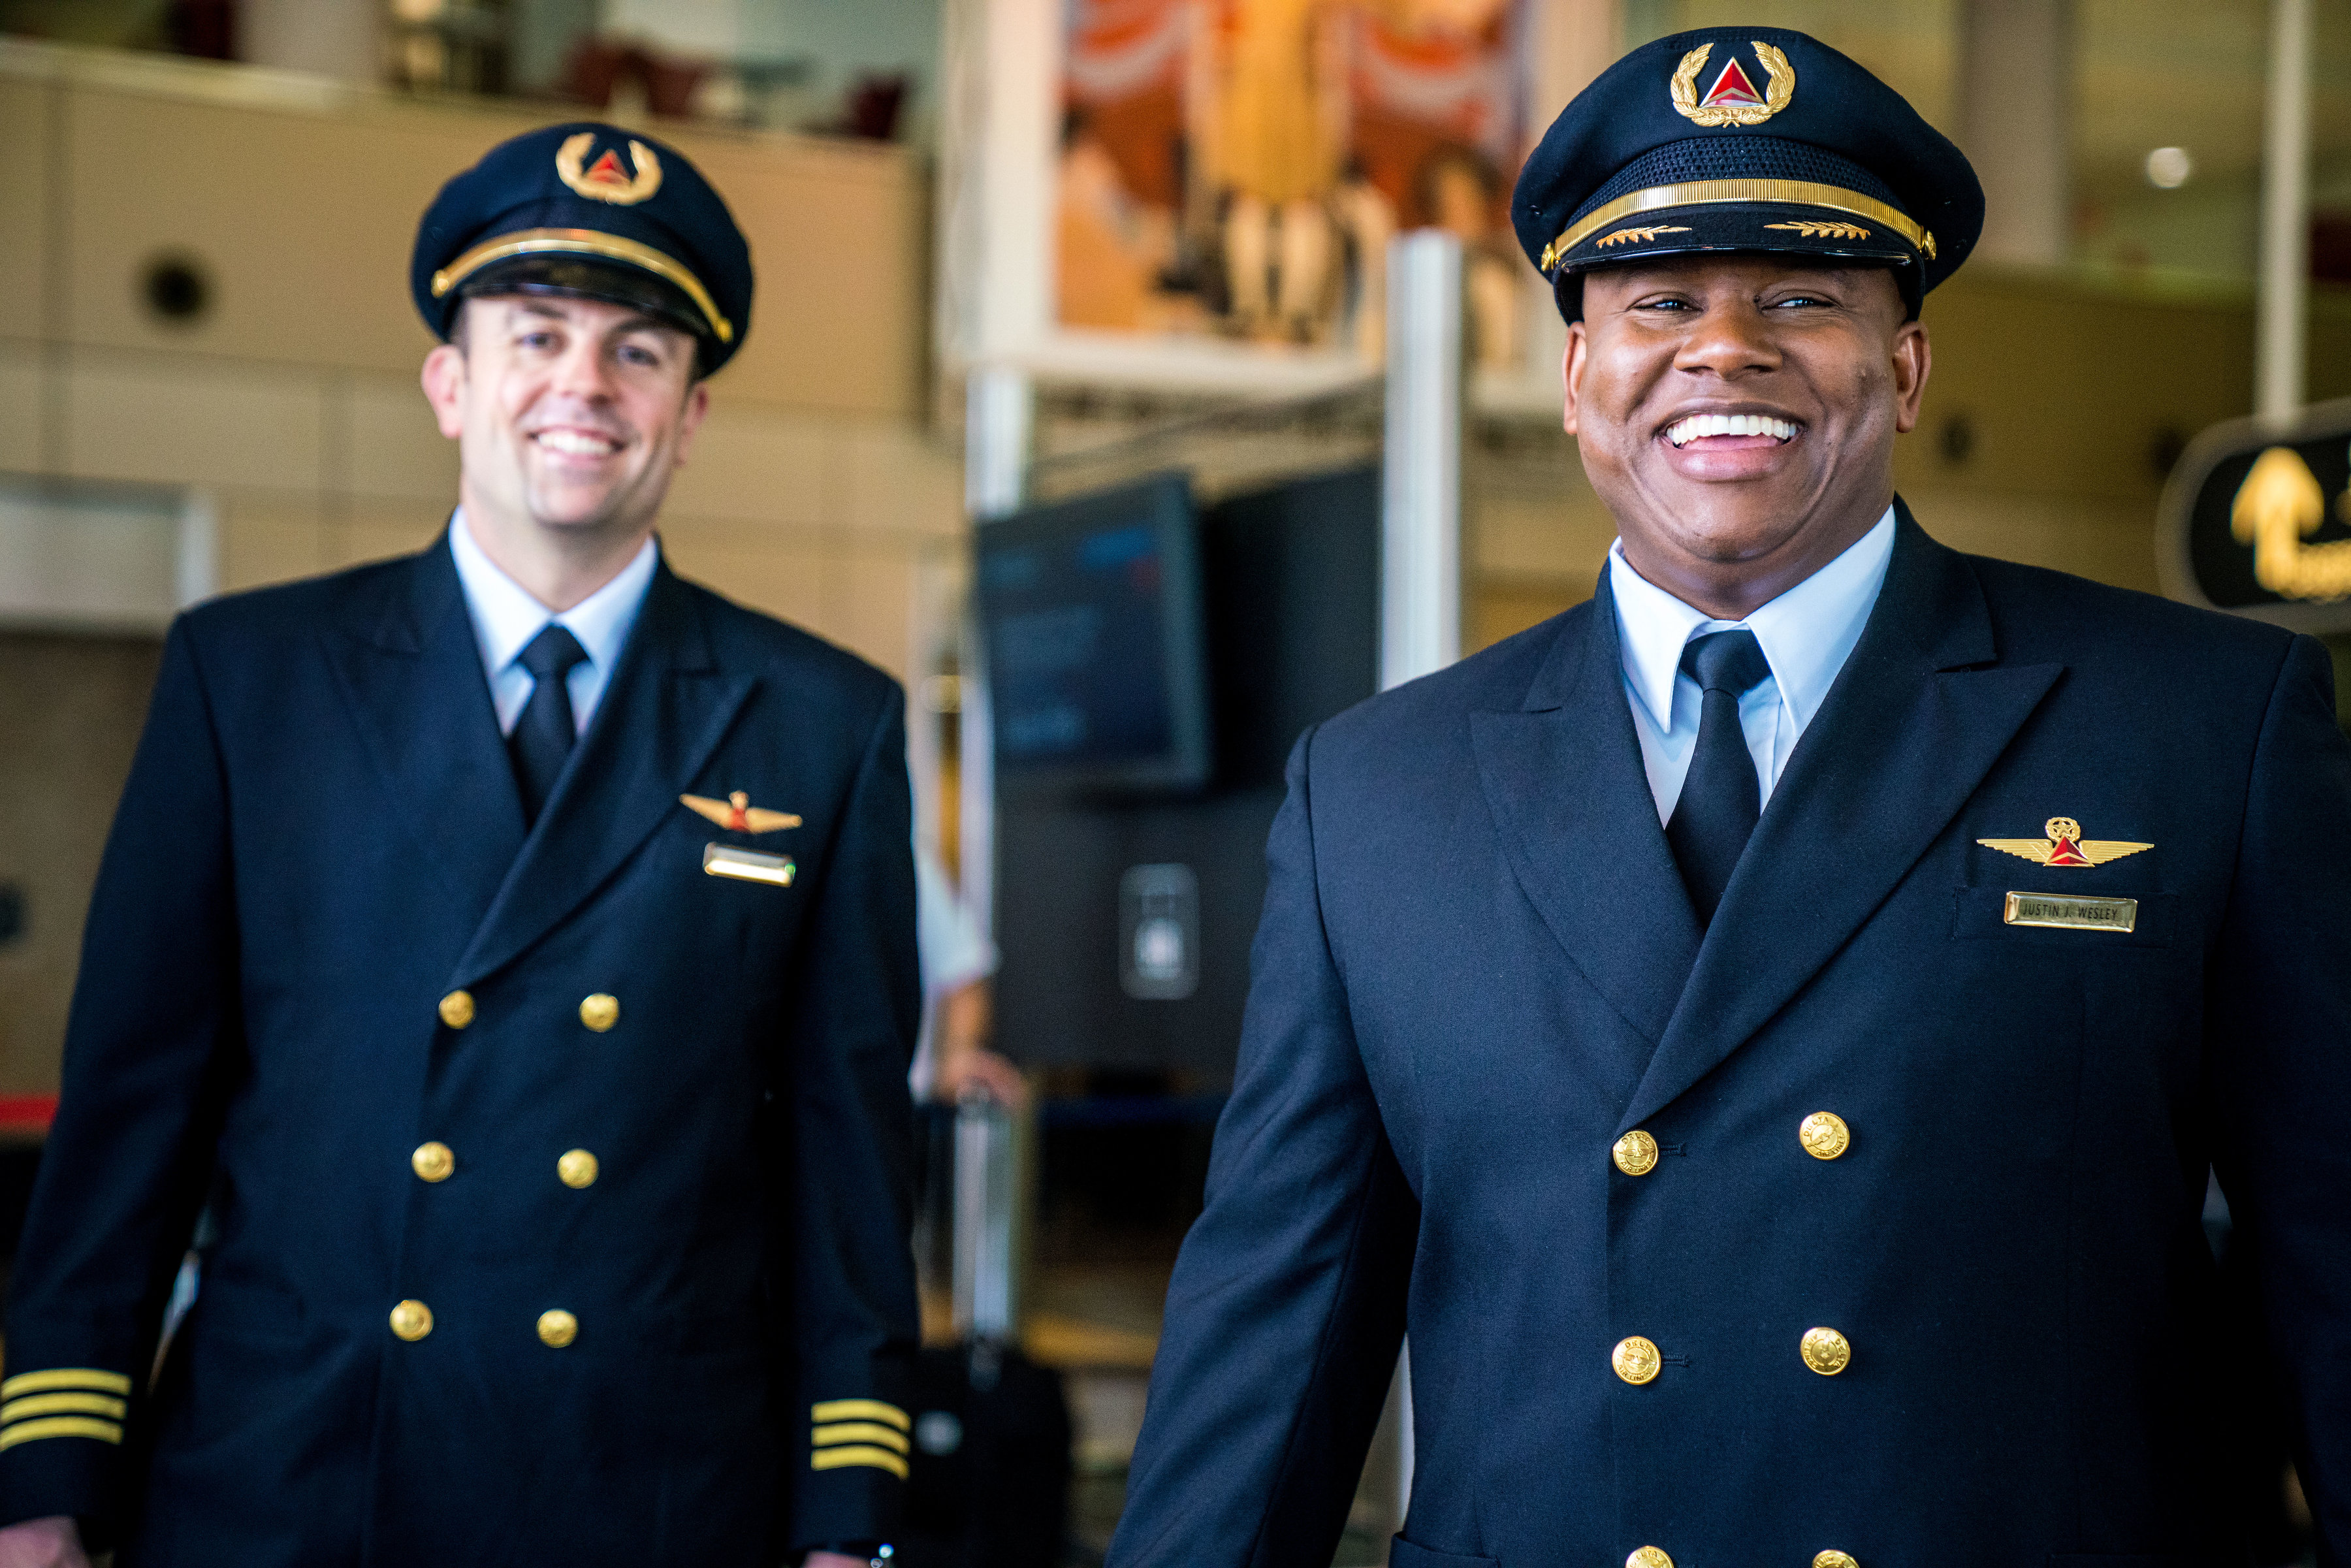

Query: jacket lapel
[1617,509,2064,1132]
[453,562,755,987]
[326,534,527,934]
[1470,573,1701,1052]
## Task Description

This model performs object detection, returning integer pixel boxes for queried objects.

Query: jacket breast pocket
[1390,1537,1500,1568]
[1947,884,2176,949]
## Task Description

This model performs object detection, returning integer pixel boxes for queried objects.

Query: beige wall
[0,40,962,685]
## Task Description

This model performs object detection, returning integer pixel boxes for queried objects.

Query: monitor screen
[976,473,1210,792]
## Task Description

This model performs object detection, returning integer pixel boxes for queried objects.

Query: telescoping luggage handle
[952,1091,1019,1349]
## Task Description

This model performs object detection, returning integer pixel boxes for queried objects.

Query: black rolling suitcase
[896,1096,1072,1568]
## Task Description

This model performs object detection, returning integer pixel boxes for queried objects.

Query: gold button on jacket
[438,990,475,1029]
[557,1149,600,1189]
[389,1300,434,1341]
[579,993,620,1032]
[1611,1335,1662,1384]
[1611,1130,1659,1176]
[537,1309,579,1348]
[1800,1326,1852,1375]
[1627,1548,1674,1568]
[1799,1111,1851,1160]
[411,1142,455,1183]
[1814,1552,1860,1568]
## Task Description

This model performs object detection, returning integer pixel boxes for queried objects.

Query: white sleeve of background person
[908,841,1001,1095]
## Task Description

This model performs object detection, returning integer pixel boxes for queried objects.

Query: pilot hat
[1512,27,1983,319]
[411,122,754,374]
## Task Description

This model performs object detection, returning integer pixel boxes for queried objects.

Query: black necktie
[509,624,590,826]
[1665,629,1774,926]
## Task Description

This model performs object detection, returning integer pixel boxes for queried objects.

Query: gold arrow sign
[2231,445,2351,602]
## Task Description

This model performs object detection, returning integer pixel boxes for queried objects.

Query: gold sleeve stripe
[810,1398,909,1430]
[0,1416,123,1451]
[810,1444,910,1479]
[1,1393,127,1423]
[812,1421,910,1453]
[0,1369,134,1400]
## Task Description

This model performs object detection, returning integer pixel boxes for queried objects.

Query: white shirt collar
[447,508,659,681]
[1609,504,1896,733]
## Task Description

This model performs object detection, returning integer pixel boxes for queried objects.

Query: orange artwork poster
[1057,0,1529,366]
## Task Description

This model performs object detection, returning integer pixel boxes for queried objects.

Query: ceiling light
[2145,147,2193,189]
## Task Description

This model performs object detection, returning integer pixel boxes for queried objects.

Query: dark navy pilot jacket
[1110,509,2351,1568]
[0,535,921,1565]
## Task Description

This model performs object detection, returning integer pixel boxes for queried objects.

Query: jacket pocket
[1391,1536,1499,1568]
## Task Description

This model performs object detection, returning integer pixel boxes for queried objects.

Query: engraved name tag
[2003,891,2136,933]
[704,842,795,888]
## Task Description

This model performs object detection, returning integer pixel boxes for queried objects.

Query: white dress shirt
[448,509,659,737]
[1608,505,1896,824]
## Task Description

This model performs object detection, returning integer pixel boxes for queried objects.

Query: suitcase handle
[951,1093,1019,1343]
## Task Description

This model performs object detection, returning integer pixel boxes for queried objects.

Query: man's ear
[1889,318,1931,436]
[421,342,468,440]
[1561,320,1588,438]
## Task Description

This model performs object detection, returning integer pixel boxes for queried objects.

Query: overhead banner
[2159,398,2351,633]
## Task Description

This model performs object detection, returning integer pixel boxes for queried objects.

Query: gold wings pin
[682,792,801,835]
[1977,816,2151,868]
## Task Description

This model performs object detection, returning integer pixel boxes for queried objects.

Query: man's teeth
[1665,413,1799,447]
[536,430,621,455]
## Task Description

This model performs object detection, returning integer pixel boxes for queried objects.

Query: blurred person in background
[912,842,1024,1111]
[1111,27,2351,1568]
[0,124,920,1568]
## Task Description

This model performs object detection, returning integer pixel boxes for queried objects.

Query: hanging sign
[2159,397,2351,633]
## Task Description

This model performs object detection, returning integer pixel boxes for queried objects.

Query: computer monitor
[976,473,1211,793]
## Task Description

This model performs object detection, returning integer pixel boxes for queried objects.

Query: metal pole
[1957,0,2073,268]
[1381,232,1464,691]
[2257,0,2312,424]
[965,364,1032,521]
[961,366,1031,934]
[1369,230,1464,1527]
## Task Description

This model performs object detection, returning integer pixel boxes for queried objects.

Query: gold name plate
[2003,891,2137,933]
[704,842,795,887]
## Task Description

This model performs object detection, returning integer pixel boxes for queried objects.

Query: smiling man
[0,126,918,1568]
[1108,28,2351,1568]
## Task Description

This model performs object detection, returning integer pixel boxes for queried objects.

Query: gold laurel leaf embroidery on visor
[1546,179,1936,270]
[1593,225,1693,249]
[1765,219,1872,240]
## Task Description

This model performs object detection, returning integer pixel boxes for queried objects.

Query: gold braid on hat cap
[1540,178,1936,274]
[430,227,734,344]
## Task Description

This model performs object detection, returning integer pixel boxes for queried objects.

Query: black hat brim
[1546,195,1931,323]
[453,255,714,366]
[426,226,737,362]
[1548,195,1928,277]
